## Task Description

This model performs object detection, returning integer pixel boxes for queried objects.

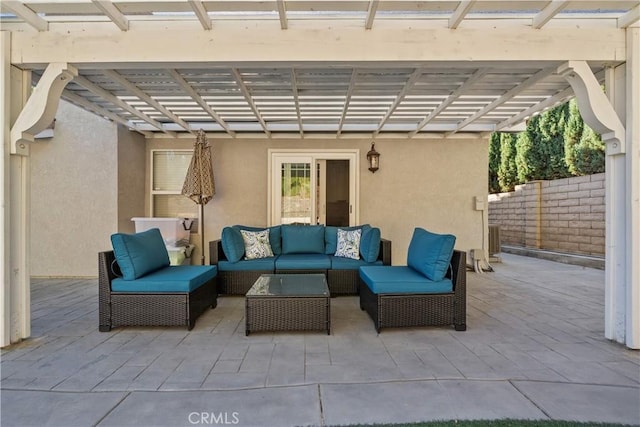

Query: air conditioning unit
[488,224,501,260]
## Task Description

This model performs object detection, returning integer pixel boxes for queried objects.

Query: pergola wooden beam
[337,69,358,136]
[618,5,640,29]
[91,0,129,31]
[231,68,270,136]
[290,69,304,137]
[365,0,379,30]
[374,69,422,135]
[276,0,288,30]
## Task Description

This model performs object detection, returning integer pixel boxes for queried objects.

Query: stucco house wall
[30,103,488,277]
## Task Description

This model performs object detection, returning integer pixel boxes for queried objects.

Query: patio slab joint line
[93,391,132,426]
[508,380,553,420]
[317,383,326,427]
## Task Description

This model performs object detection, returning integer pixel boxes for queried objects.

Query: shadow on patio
[1,254,639,427]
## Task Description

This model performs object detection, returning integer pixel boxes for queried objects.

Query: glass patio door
[275,156,315,224]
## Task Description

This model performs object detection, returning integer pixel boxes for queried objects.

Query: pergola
[1,0,638,348]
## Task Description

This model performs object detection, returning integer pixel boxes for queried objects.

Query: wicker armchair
[359,250,466,332]
[98,250,217,331]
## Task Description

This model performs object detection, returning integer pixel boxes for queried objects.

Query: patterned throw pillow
[240,229,274,260]
[334,228,362,260]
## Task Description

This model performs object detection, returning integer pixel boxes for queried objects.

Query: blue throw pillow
[407,227,456,281]
[325,224,370,254]
[221,227,245,263]
[233,225,282,255]
[282,225,325,254]
[360,227,381,262]
[110,228,170,280]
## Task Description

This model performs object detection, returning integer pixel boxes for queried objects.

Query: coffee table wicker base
[245,296,330,335]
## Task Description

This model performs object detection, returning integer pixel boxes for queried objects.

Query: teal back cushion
[221,227,245,263]
[111,228,170,280]
[233,225,282,255]
[407,227,456,281]
[282,225,325,254]
[325,224,370,254]
[360,227,381,262]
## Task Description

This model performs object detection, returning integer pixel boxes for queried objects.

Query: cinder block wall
[488,173,605,256]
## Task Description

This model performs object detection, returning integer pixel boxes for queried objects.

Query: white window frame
[267,149,360,226]
[150,149,193,217]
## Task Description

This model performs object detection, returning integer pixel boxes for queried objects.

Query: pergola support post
[558,53,638,349]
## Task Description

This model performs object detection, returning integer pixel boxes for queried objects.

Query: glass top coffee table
[245,274,330,336]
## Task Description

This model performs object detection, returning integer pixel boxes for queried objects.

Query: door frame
[267,149,360,226]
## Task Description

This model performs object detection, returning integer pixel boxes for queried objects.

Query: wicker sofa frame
[210,238,392,296]
[359,250,466,332]
[98,251,217,331]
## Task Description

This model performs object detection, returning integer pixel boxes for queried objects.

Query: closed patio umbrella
[182,129,215,265]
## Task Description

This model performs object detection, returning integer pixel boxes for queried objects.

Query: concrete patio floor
[1,253,639,427]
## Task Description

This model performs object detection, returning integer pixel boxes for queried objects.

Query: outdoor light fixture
[366,142,380,173]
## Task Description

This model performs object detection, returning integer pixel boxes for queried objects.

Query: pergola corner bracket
[557,61,626,155]
[10,63,77,155]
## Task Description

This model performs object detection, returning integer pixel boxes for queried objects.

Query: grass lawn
[340,421,632,427]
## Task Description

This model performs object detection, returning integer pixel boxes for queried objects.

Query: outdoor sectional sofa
[210,224,391,295]
[98,228,218,331]
[359,227,466,332]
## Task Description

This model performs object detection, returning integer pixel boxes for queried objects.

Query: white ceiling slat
[448,67,557,135]
[449,0,476,30]
[62,89,152,137]
[91,0,129,31]
[365,0,379,30]
[188,0,212,30]
[168,70,236,137]
[618,5,640,28]
[2,1,48,31]
[103,69,194,134]
[532,0,570,29]
[73,75,176,137]
[231,69,271,136]
[276,0,288,30]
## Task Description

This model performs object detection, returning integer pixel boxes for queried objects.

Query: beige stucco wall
[147,137,489,265]
[117,125,146,234]
[30,100,118,277]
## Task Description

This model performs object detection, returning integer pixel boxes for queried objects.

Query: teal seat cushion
[359,266,453,294]
[281,225,325,254]
[275,254,331,270]
[111,265,217,293]
[233,225,282,255]
[111,228,170,280]
[221,226,245,263]
[330,256,382,270]
[325,224,370,254]
[407,227,456,281]
[359,227,381,262]
[218,257,276,272]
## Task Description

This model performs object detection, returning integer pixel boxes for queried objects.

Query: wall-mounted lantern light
[366,142,380,173]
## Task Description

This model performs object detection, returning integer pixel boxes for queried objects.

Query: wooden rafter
[495,86,573,132]
[103,69,194,133]
[448,67,556,136]
[365,0,379,30]
[91,0,128,31]
[374,69,422,135]
[449,0,476,29]
[62,89,152,137]
[73,75,176,137]
[231,68,270,136]
[337,69,358,136]
[532,0,569,29]
[276,0,288,30]
[409,69,487,137]
[2,1,48,31]
[618,4,640,29]
[168,69,236,137]
[188,0,212,30]
[290,69,304,137]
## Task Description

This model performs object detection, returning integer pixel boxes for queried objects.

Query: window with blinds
[151,150,197,219]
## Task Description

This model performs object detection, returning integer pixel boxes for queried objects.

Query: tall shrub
[564,98,584,175]
[574,125,605,174]
[537,104,570,179]
[488,132,501,194]
[498,133,519,192]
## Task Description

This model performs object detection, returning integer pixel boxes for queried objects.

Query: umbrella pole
[199,203,205,265]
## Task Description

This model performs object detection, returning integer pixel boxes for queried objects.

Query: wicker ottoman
[245,274,330,335]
